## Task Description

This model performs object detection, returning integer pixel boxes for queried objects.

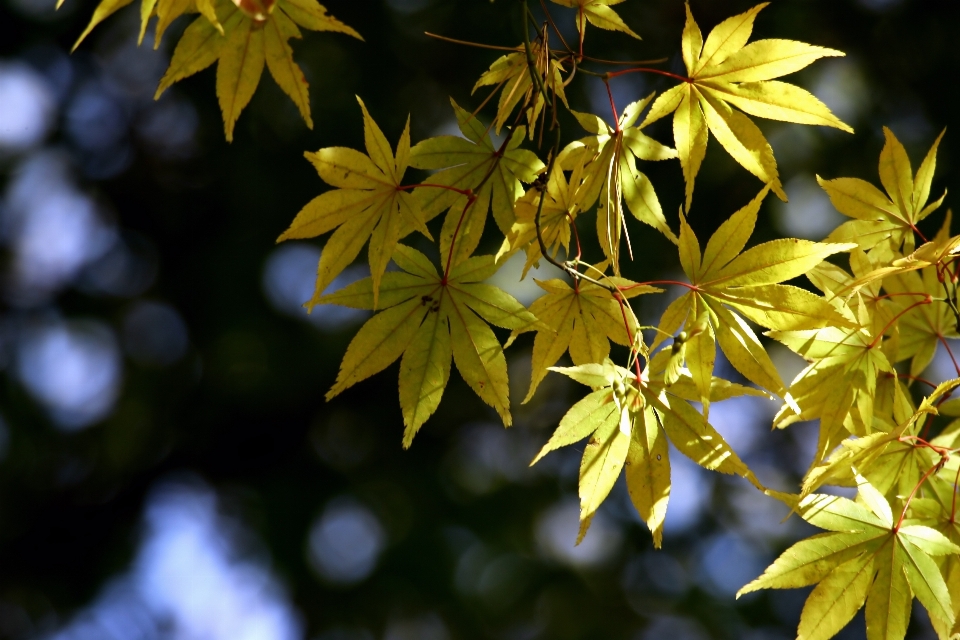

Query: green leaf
[744,477,960,640]
[412,99,544,265]
[738,531,878,595]
[264,11,312,129]
[510,274,654,403]
[796,552,874,640]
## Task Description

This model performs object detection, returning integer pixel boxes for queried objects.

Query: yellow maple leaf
[315,244,541,446]
[640,2,852,210]
[278,98,430,308]
[155,0,359,140]
[822,127,947,254]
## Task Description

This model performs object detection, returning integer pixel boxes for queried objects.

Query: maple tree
[67,0,960,637]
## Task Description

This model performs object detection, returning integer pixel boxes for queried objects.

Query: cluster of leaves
[71,0,960,637]
[276,3,960,637]
[63,0,361,140]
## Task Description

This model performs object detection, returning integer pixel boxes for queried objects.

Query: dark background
[0,0,957,639]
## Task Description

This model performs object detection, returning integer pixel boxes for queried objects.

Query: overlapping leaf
[653,188,854,416]
[496,161,583,277]
[316,244,540,446]
[882,265,959,376]
[559,94,678,269]
[770,322,894,466]
[841,211,960,294]
[913,473,960,640]
[640,2,851,209]
[279,98,430,308]
[806,246,898,339]
[534,357,763,546]
[472,38,569,138]
[507,269,659,403]
[739,476,960,640]
[823,128,946,253]
[409,99,544,267]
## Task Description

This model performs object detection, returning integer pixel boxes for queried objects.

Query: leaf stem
[441,123,519,282]
[898,435,953,456]
[604,77,620,132]
[423,33,520,52]
[616,295,643,380]
[523,3,554,113]
[632,279,699,291]
[891,372,938,390]
[567,212,582,262]
[606,67,691,83]
[443,193,479,282]
[538,0,573,56]
[938,334,960,377]
[578,6,585,60]
[581,55,670,67]
[869,295,932,349]
[874,291,937,301]
[400,183,474,197]
[895,459,944,531]
[951,464,960,523]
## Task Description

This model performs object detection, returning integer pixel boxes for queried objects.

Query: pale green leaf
[448,300,512,426]
[399,310,452,447]
[739,531,879,596]
[796,553,874,640]
[533,389,617,464]
[625,407,671,548]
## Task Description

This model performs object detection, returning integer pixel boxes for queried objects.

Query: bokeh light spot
[308,498,386,585]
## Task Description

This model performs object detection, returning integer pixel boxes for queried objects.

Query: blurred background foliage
[0,0,958,638]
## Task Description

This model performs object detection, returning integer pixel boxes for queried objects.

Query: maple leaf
[472,38,569,138]
[911,471,960,640]
[506,268,659,403]
[496,161,583,277]
[800,379,959,502]
[408,99,544,266]
[823,128,947,253]
[315,244,541,446]
[653,188,855,416]
[62,0,195,50]
[883,266,959,377]
[534,357,763,547]
[837,211,960,295]
[549,0,640,41]
[278,98,430,308]
[153,0,361,141]
[739,475,960,640]
[560,94,678,268]
[640,2,851,210]
[806,245,900,340]
[769,320,895,467]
